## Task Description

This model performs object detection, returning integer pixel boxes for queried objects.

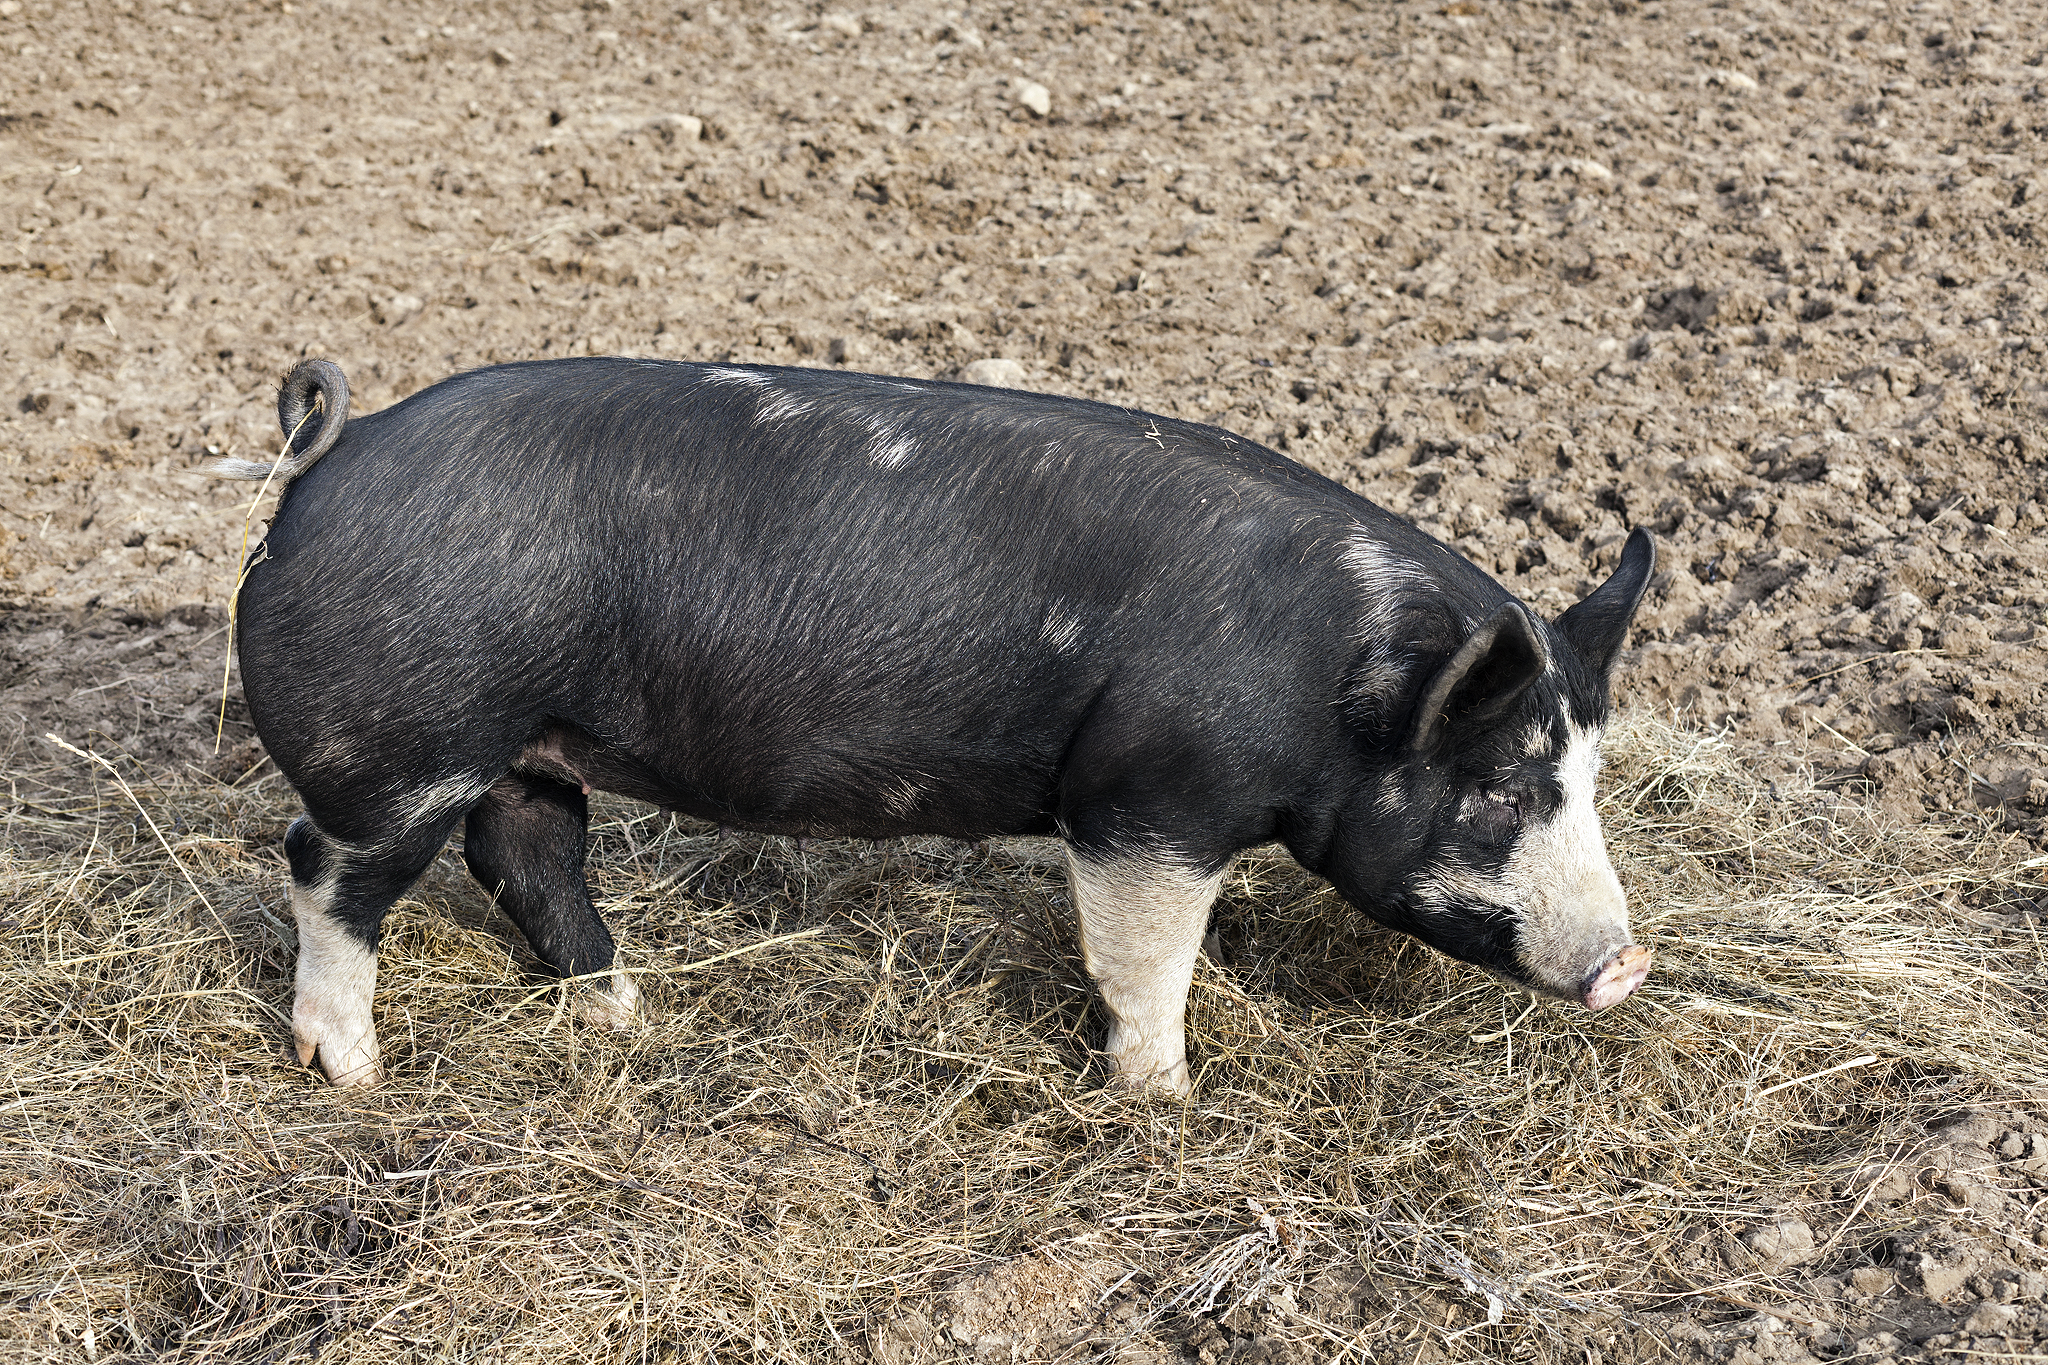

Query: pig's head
[1318,528,1657,1011]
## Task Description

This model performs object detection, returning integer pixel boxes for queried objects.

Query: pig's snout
[1581,945,1652,1010]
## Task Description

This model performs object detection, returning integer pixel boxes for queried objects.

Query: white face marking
[290,867,383,1086]
[1413,721,1632,1001]
[1067,847,1228,1097]
[1506,721,1631,993]
[1372,777,1406,820]
[1039,605,1083,654]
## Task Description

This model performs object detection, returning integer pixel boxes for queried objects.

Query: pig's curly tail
[209,358,351,483]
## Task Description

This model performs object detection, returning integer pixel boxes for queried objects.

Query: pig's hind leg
[285,811,461,1087]
[1066,849,1226,1097]
[463,772,641,1029]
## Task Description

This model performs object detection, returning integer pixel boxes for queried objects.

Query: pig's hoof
[1581,945,1653,1010]
[1111,1057,1193,1098]
[292,1012,384,1087]
[577,970,643,1031]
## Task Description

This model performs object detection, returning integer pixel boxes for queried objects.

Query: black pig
[222,357,1656,1090]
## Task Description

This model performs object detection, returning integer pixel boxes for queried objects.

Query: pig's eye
[1470,789,1523,841]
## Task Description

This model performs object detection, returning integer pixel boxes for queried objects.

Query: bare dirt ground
[2,0,2046,1360]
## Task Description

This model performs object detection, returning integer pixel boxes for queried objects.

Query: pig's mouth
[1579,944,1653,1010]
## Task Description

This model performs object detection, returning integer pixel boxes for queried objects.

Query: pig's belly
[515,719,1069,842]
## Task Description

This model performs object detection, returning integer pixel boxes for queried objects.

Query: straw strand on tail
[211,357,352,482]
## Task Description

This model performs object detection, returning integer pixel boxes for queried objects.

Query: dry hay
[2,713,2044,1362]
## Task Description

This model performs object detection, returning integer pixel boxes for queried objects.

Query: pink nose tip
[1582,945,1653,1010]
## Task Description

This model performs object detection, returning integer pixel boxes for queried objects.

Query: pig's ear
[1411,603,1549,753]
[1557,527,1657,680]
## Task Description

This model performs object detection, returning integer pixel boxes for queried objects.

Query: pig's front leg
[1067,849,1226,1096]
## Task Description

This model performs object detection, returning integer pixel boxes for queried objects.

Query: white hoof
[292,990,384,1086]
[1109,1050,1193,1098]
[576,969,643,1031]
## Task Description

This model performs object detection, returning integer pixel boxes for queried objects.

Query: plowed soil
[3,0,2045,1361]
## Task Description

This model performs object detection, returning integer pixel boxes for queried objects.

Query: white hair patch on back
[700,366,773,390]
[703,366,921,465]
[696,367,815,425]
[1039,604,1083,654]
[753,388,815,425]
[868,428,919,469]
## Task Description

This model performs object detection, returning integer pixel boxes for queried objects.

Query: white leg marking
[1067,849,1226,1097]
[290,872,383,1086]
[576,968,643,1031]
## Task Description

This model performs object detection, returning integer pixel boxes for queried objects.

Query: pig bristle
[206,454,285,481]
[7,716,2039,1358]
